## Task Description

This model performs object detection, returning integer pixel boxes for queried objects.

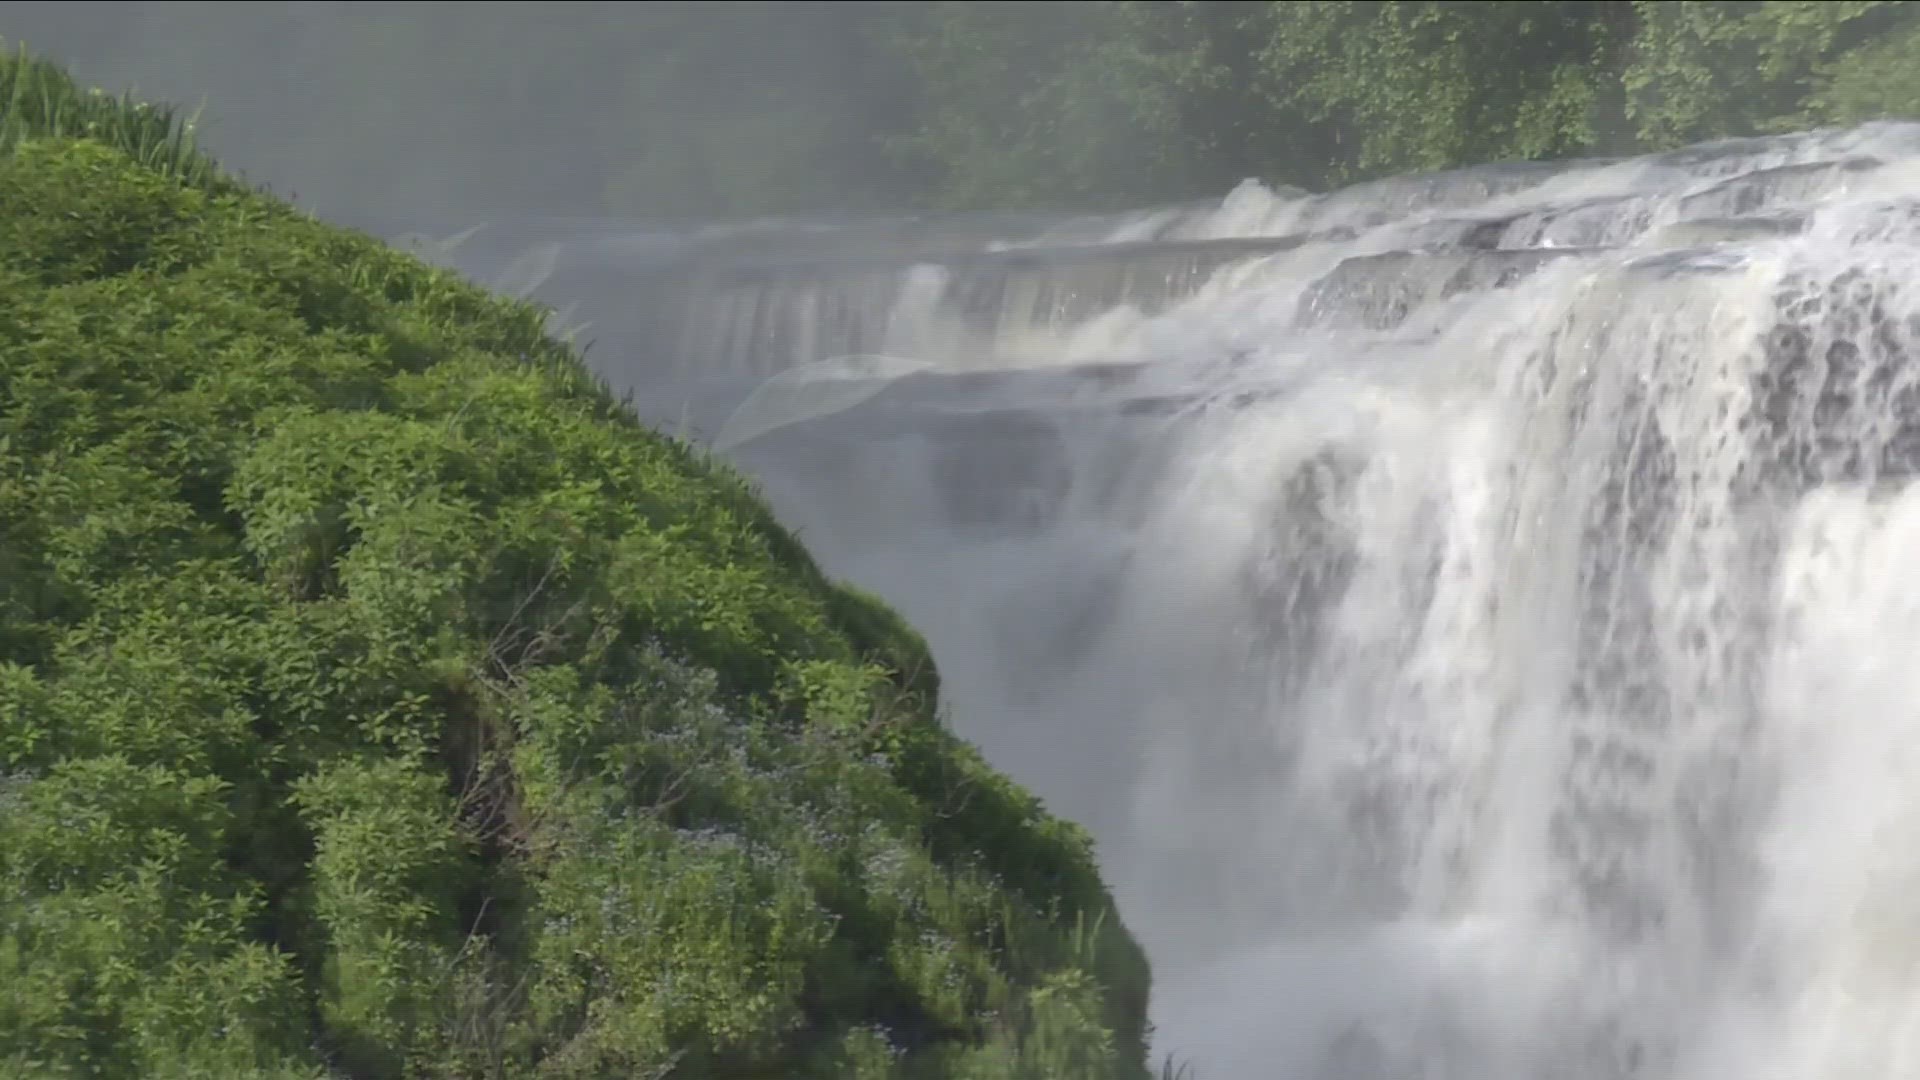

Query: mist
[0,1,934,229]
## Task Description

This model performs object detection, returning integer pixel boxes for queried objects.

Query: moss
[0,50,1151,1079]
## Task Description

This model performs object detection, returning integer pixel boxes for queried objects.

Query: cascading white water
[425,121,1920,1078]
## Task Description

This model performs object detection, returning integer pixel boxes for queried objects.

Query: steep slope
[0,49,1150,1079]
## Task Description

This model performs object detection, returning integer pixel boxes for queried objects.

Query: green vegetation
[889,0,1920,209]
[0,49,1152,1078]
[11,2,1920,220]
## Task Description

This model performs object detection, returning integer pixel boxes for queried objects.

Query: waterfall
[418,120,1920,1079]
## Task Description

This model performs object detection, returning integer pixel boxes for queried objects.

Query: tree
[1623,1,1920,148]
[1248,1,1636,186]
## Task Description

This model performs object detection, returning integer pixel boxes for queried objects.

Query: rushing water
[409,123,1920,1079]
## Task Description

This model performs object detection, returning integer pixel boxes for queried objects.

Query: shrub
[0,49,1151,1079]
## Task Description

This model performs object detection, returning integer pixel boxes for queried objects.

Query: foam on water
[418,121,1920,1079]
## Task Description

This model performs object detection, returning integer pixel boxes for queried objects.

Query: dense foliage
[0,50,1152,1079]
[9,1,1920,219]
[890,0,1920,208]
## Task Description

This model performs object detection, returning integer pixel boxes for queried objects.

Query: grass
[0,42,224,189]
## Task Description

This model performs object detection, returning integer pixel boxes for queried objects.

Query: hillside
[0,49,1151,1079]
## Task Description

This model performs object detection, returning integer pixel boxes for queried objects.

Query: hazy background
[0,2,938,227]
[11,2,1915,236]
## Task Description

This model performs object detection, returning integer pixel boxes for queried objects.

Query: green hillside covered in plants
[0,48,1151,1079]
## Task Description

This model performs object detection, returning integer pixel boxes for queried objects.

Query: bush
[0,51,1151,1079]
